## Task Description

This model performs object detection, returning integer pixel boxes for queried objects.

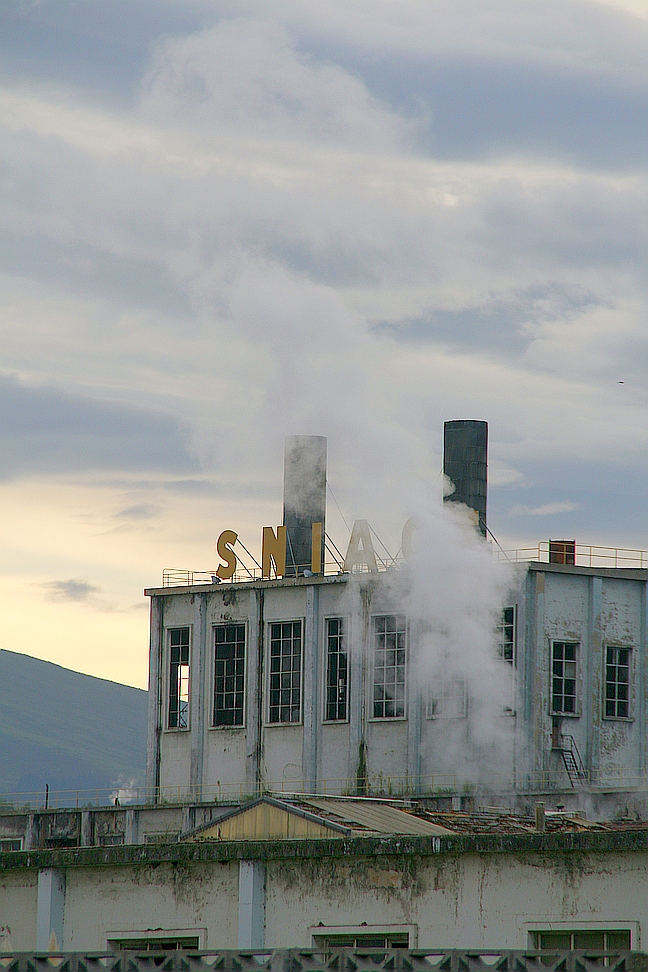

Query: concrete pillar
[303,584,320,791]
[407,670,422,793]
[639,580,647,778]
[36,869,65,951]
[587,575,603,780]
[246,589,264,793]
[80,811,92,846]
[190,593,208,801]
[24,814,36,851]
[237,860,265,949]
[125,808,138,845]
[145,596,164,801]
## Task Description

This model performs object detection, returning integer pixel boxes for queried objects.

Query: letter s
[215,530,238,580]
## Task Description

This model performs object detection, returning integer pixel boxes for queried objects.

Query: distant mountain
[0,649,148,801]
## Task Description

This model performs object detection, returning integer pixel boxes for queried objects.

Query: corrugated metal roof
[299,798,454,836]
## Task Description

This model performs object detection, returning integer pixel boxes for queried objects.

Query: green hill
[0,649,147,802]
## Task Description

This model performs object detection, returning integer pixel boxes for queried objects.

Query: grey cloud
[41,578,101,602]
[0,374,199,481]
[370,286,599,354]
[0,231,192,317]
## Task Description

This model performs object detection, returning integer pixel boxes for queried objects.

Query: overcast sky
[1,0,646,687]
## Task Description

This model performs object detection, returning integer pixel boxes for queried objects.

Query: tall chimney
[443,420,488,537]
[283,435,327,575]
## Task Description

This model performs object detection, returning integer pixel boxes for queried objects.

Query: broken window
[168,627,190,729]
[372,615,406,719]
[268,621,302,724]
[213,623,246,727]
[497,606,516,664]
[325,617,348,721]
[551,642,578,715]
[427,677,468,719]
[605,646,631,719]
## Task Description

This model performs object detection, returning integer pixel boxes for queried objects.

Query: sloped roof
[185,797,353,841]
[184,795,455,841]
[298,797,454,836]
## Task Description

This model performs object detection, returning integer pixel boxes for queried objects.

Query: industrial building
[144,424,648,815]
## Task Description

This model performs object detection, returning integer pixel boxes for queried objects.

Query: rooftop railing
[496,542,647,569]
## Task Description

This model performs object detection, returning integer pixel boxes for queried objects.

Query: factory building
[144,424,648,814]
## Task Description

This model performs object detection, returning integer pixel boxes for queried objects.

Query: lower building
[0,798,646,953]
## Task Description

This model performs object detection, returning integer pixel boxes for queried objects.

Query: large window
[605,646,631,719]
[497,607,516,664]
[372,615,406,719]
[325,617,348,722]
[551,641,578,715]
[213,624,246,727]
[168,627,190,729]
[427,677,468,719]
[268,621,302,724]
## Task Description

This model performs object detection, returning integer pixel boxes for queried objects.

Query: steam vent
[443,419,488,536]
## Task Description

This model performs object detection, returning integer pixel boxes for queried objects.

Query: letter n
[262,526,287,578]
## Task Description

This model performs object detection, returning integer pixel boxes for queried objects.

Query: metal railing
[3,768,648,812]
[497,543,647,569]
[0,950,644,971]
[162,559,404,588]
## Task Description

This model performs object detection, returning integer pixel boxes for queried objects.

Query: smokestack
[443,420,488,537]
[283,435,327,575]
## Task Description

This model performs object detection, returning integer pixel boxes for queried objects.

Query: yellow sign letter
[262,525,287,578]
[215,530,238,580]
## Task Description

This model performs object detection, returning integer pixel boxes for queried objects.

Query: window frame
[166,626,191,731]
[370,614,408,721]
[550,640,580,717]
[603,645,633,721]
[107,929,206,951]
[266,618,304,726]
[322,616,349,724]
[311,925,417,948]
[211,622,247,729]
[526,924,635,951]
[426,676,468,720]
[497,606,517,665]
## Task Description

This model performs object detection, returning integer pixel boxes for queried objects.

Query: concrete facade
[144,560,648,813]
[0,832,646,952]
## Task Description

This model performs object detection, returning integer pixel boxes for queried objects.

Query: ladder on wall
[559,734,588,787]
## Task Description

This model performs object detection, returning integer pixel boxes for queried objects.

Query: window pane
[604,646,632,719]
[168,628,190,728]
[213,624,246,727]
[268,621,302,723]
[325,618,348,721]
[551,643,579,716]
[537,932,571,949]
[372,616,406,718]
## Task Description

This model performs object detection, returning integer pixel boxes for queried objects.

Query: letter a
[343,519,377,572]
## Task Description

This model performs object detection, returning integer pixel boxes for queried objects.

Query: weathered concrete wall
[264,850,648,949]
[63,860,239,950]
[1,840,646,951]
[0,870,38,950]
